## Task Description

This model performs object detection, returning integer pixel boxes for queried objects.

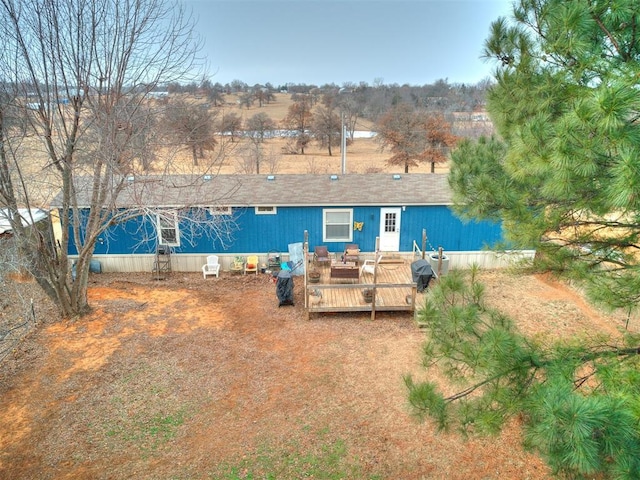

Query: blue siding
[68,212,160,255]
[226,205,502,253]
[400,205,502,251]
[65,205,503,255]
[225,207,381,254]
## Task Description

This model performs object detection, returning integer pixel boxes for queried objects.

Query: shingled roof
[53,173,453,208]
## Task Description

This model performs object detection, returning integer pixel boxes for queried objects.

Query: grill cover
[411,259,433,293]
[276,269,294,306]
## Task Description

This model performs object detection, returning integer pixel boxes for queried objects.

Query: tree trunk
[28,242,91,319]
[191,145,198,166]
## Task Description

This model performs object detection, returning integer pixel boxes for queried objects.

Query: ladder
[153,245,172,280]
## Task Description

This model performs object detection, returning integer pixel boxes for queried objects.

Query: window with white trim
[255,206,277,215]
[156,212,180,247]
[323,208,353,242]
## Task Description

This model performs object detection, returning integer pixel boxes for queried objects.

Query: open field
[178,93,452,176]
[1,268,635,479]
[22,92,452,207]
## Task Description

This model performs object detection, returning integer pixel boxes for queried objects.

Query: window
[209,206,232,216]
[384,212,398,233]
[255,206,277,215]
[323,209,353,242]
[156,212,180,247]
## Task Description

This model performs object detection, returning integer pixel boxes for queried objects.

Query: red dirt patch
[1,269,632,479]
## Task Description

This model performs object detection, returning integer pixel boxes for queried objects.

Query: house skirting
[71,250,536,274]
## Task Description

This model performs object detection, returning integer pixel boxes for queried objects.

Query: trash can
[90,259,102,273]
[72,259,102,280]
[276,270,294,306]
[429,253,449,276]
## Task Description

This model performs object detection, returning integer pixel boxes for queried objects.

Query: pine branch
[444,346,640,403]
[590,13,626,61]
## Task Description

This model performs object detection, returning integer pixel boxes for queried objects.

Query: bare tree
[245,112,276,144]
[236,143,279,175]
[423,112,458,173]
[337,94,360,142]
[375,103,455,173]
[0,225,54,362]
[311,106,341,156]
[0,0,233,318]
[164,99,217,166]
[282,96,313,154]
[262,148,280,174]
[219,111,243,142]
[305,157,328,174]
[252,85,269,108]
[263,88,276,105]
[131,105,160,171]
[200,79,225,107]
[320,87,360,143]
[230,79,247,93]
[240,111,279,175]
[238,91,254,109]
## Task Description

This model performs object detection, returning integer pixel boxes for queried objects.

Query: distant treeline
[165,78,492,122]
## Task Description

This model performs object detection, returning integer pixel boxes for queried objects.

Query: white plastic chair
[360,256,382,277]
[202,255,220,279]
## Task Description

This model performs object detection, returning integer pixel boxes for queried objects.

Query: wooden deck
[305,258,429,317]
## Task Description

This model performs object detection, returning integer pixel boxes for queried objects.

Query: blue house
[57,173,525,272]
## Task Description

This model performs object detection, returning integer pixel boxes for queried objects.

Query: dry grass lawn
[4,93,629,479]
[1,268,636,479]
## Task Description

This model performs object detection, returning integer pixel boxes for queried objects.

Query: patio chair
[230,256,244,274]
[360,255,382,277]
[202,255,220,279]
[313,246,331,267]
[244,255,259,275]
[343,244,360,263]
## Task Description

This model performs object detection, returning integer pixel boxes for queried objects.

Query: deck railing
[306,281,418,319]
[412,240,423,258]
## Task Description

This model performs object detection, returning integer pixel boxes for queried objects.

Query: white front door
[379,208,401,251]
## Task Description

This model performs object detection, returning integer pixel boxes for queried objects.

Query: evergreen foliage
[407,268,640,479]
[449,0,640,312]
[418,1,640,476]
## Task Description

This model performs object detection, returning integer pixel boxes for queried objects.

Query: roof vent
[267,175,275,181]
[203,174,212,182]
[330,174,339,181]
[392,174,401,180]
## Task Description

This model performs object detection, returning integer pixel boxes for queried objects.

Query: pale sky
[183,0,513,87]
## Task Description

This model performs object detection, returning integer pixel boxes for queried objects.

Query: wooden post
[371,236,380,321]
[421,229,427,260]
[304,230,309,309]
[410,285,417,312]
[437,246,443,278]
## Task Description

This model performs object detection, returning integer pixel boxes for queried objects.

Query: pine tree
[415,0,640,477]
[449,0,640,311]
[407,268,640,479]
